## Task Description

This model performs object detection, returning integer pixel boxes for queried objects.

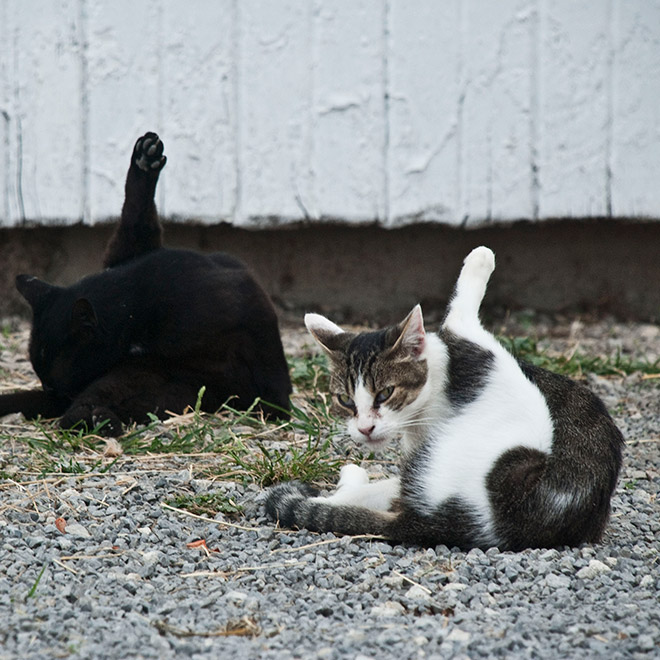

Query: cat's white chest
[412,356,554,523]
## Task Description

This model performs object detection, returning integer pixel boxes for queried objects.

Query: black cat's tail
[104,132,166,269]
[0,389,70,420]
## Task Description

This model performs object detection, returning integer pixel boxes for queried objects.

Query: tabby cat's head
[305,305,430,450]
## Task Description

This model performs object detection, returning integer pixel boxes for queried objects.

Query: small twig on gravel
[181,562,306,579]
[161,502,261,532]
[52,558,78,575]
[626,437,659,445]
[270,534,386,554]
[391,570,433,595]
[153,616,260,638]
[59,552,125,562]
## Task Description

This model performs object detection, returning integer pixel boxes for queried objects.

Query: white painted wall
[1,0,659,228]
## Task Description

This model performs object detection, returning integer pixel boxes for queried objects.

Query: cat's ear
[304,313,346,354]
[392,304,426,359]
[70,298,98,338]
[15,275,55,308]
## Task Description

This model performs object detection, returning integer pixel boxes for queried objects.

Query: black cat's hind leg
[103,132,167,269]
[59,363,213,437]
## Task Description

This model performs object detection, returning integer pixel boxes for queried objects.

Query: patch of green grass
[165,492,243,518]
[16,419,113,477]
[224,429,342,488]
[2,365,344,487]
[288,353,330,391]
[499,335,660,378]
[26,561,49,599]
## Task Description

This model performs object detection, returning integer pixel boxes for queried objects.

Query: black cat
[0,132,292,435]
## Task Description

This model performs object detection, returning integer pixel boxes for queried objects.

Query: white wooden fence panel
[86,0,161,221]
[537,0,612,218]
[238,0,311,223]
[387,0,461,225]
[160,0,236,221]
[1,0,659,227]
[4,0,83,223]
[461,0,536,225]
[611,0,660,217]
[312,0,387,221]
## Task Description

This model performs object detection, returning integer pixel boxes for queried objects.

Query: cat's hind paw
[265,481,318,527]
[133,132,167,173]
[60,404,123,437]
[462,246,495,282]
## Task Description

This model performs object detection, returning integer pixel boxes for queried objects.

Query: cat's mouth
[361,434,389,450]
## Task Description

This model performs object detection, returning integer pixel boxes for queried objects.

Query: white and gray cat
[266,247,624,550]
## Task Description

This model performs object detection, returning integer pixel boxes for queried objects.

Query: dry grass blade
[153,616,260,638]
[270,534,385,554]
[160,502,260,532]
[181,561,305,579]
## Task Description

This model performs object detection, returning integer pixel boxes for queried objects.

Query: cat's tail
[443,246,495,335]
[0,389,69,419]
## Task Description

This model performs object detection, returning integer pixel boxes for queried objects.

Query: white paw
[337,464,369,489]
[462,246,495,280]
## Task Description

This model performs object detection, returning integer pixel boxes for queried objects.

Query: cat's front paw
[133,132,167,174]
[337,464,369,489]
[60,404,123,437]
[265,481,318,527]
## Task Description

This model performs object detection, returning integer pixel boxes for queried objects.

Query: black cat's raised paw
[265,481,319,527]
[133,132,167,174]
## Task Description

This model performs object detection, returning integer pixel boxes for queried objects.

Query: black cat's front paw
[265,481,318,527]
[60,404,123,437]
[133,132,167,174]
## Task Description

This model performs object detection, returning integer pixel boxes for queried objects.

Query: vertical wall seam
[154,0,165,217]
[230,0,241,224]
[381,0,391,224]
[79,0,90,224]
[456,0,466,225]
[605,0,615,217]
[529,0,540,221]
[11,10,24,224]
[306,1,317,219]
[1,0,9,225]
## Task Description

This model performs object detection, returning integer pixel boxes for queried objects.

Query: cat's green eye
[336,393,355,409]
[375,386,394,405]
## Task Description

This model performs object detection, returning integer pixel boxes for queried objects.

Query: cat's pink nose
[359,424,375,438]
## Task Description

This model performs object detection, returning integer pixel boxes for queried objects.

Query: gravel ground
[0,315,658,660]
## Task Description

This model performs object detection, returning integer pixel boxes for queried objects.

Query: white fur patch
[411,343,554,538]
[315,469,400,512]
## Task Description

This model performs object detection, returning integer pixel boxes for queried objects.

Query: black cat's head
[16,274,118,397]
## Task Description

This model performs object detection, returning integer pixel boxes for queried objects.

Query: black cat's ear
[304,313,347,354]
[15,275,55,308]
[391,304,426,359]
[70,298,98,337]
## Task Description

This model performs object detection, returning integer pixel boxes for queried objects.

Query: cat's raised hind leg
[103,132,167,268]
[443,246,495,339]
